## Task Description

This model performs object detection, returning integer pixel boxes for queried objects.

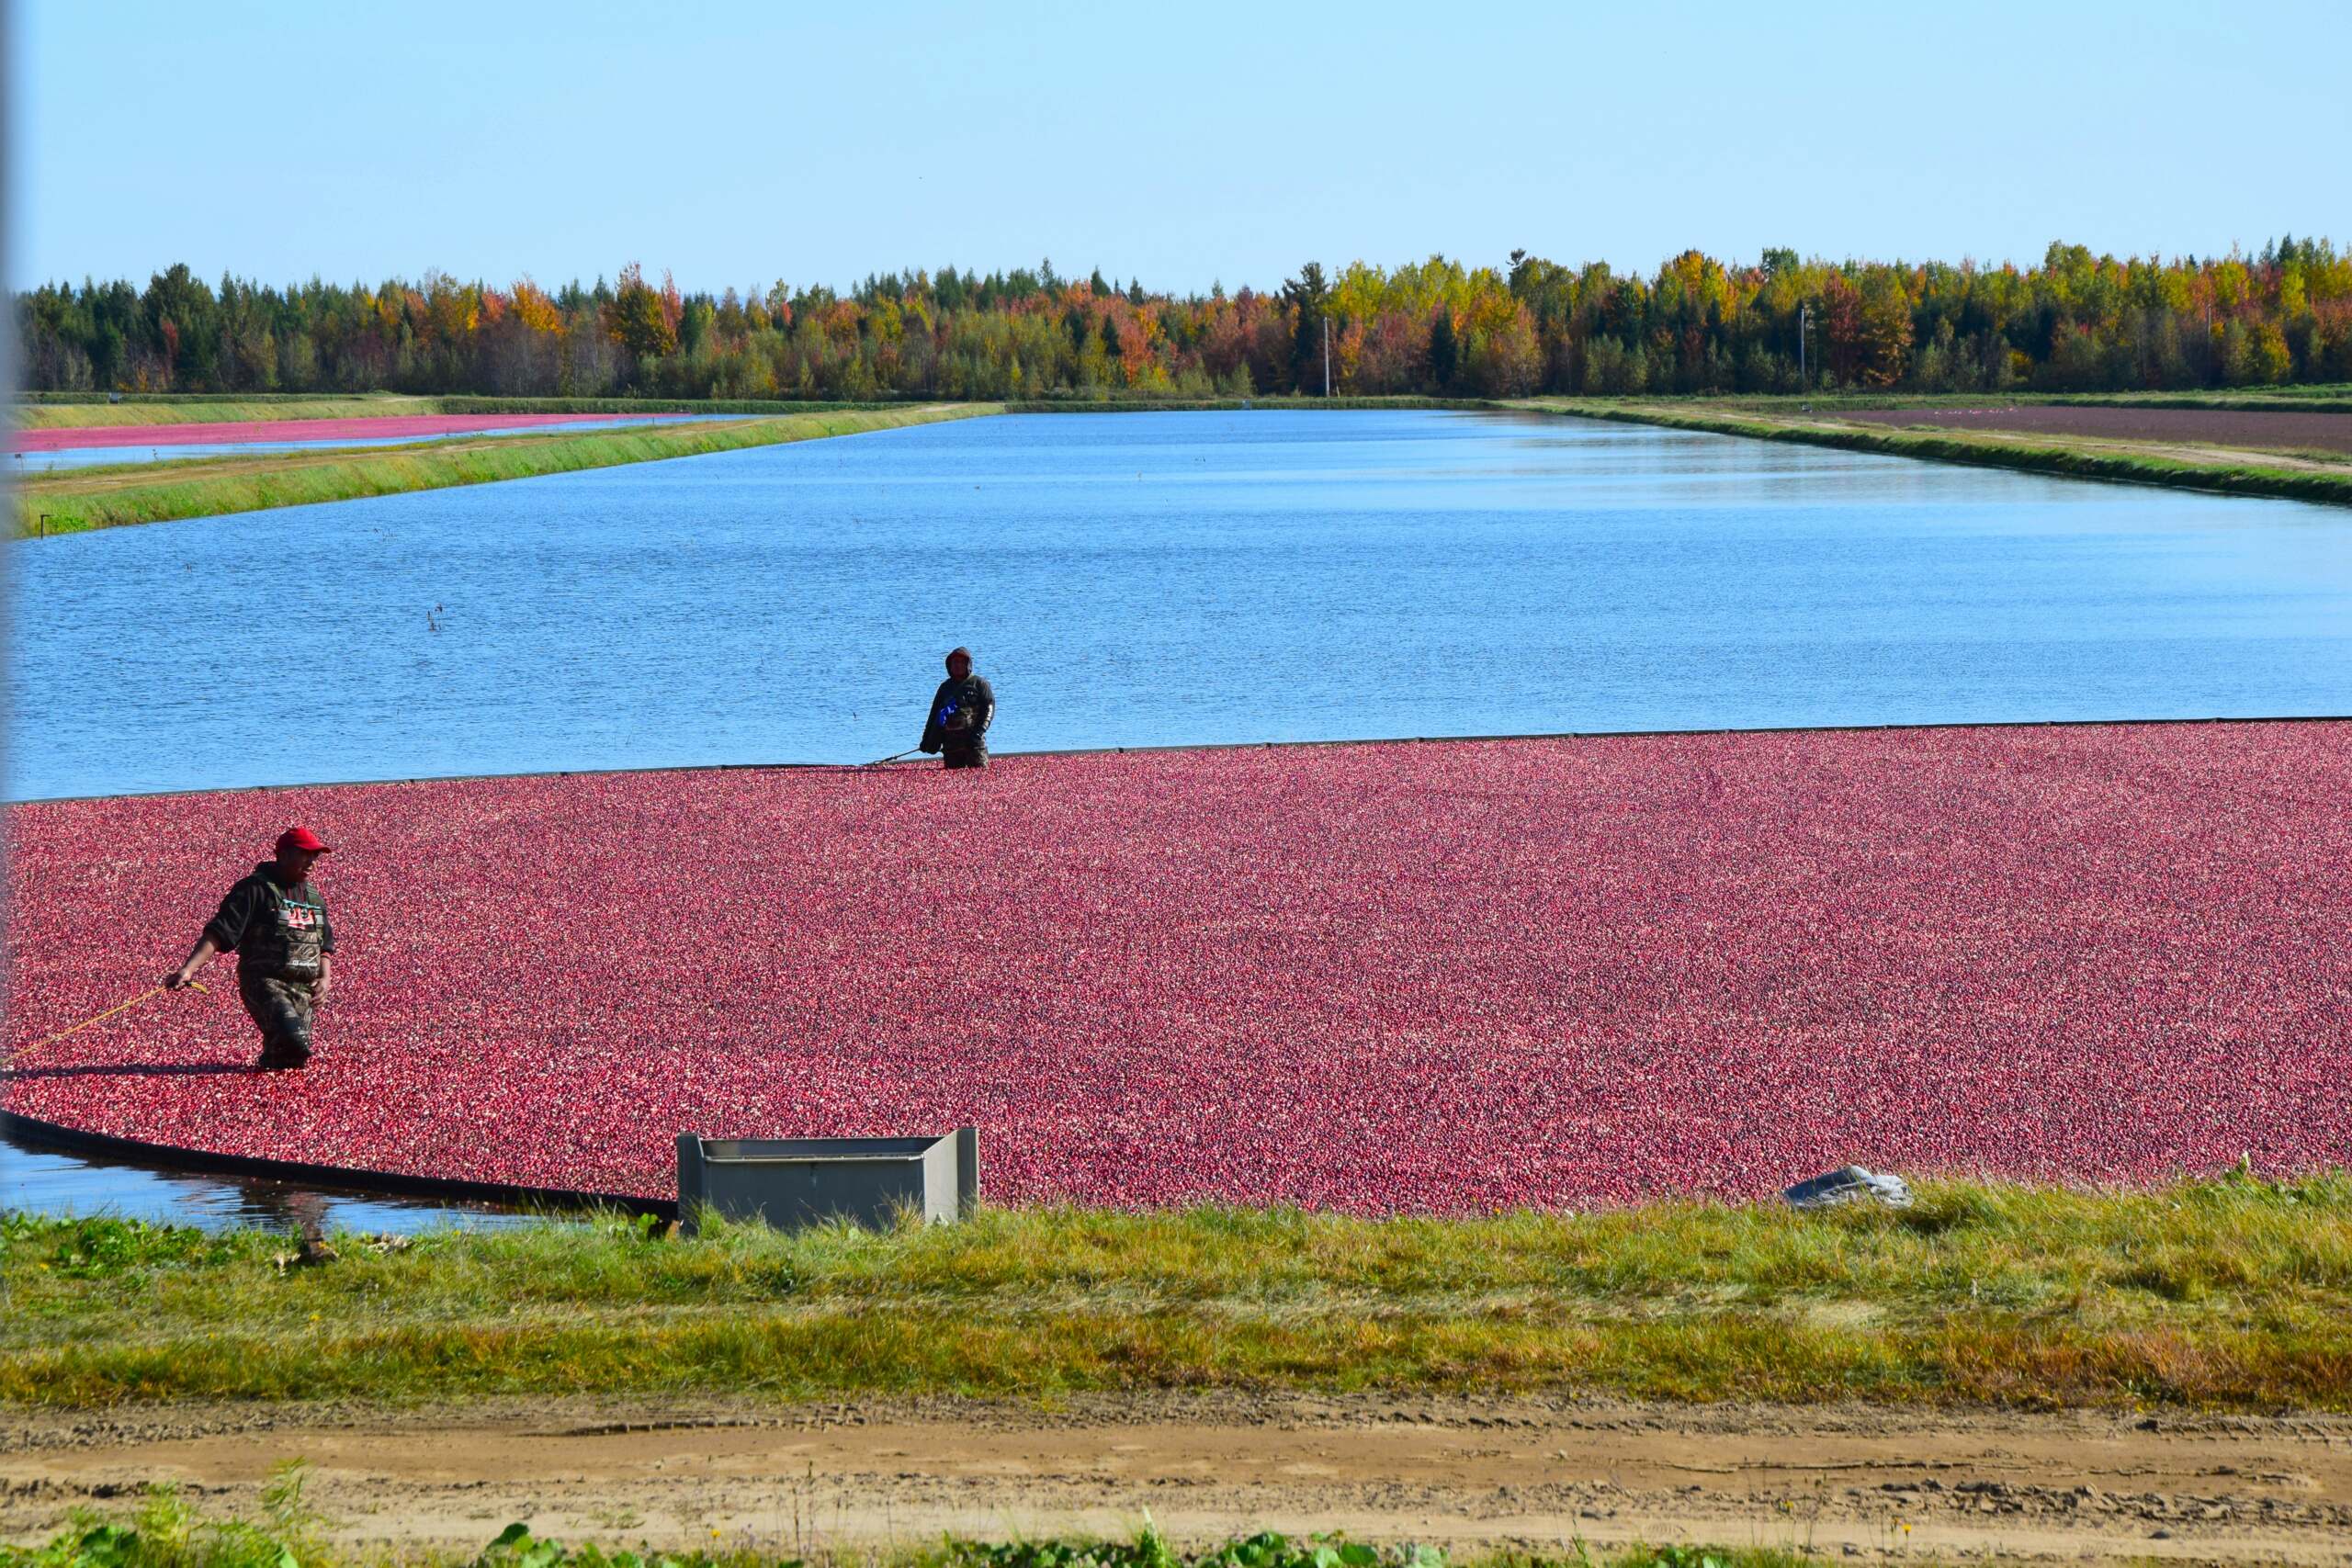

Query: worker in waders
[163,826,335,1071]
[919,646,995,769]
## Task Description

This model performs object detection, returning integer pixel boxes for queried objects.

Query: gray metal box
[676,1128,978,1234]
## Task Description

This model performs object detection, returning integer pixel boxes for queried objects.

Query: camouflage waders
[241,882,327,1070]
[239,967,316,1070]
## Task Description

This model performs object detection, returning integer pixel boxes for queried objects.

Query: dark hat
[945,646,974,670]
[276,826,332,855]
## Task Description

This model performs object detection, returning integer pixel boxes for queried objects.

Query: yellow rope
[7,980,208,1069]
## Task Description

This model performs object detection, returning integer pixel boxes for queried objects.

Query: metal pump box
[675,1128,978,1234]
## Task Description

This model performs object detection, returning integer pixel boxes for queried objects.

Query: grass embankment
[3,1173,2346,1411]
[13,406,997,536]
[1002,397,1496,413]
[5,1496,1824,1568]
[1521,397,2352,506]
[435,397,913,417]
[1696,388,2352,415]
[14,394,929,428]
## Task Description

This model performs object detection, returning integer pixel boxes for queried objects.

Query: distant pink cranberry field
[8,727,2348,1211]
[11,411,651,453]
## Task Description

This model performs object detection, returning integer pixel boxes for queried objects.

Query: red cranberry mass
[8,728,2348,1212]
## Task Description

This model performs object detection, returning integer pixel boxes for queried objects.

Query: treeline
[17,241,2352,401]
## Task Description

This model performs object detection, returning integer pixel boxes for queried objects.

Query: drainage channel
[0,1119,560,1234]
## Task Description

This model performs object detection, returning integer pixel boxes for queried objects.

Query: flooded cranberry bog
[6,724,2349,1213]
[1840,403,2352,454]
[7,410,661,453]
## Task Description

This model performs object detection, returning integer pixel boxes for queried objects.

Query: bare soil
[7,1393,2352,1564]
[1840,405,2352,456]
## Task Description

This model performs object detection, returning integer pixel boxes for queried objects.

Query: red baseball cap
[275,826,332,855]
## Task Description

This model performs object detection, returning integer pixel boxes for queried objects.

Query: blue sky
[13,0,2349,296]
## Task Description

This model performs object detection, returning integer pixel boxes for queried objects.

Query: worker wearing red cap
[164,827,337,1071]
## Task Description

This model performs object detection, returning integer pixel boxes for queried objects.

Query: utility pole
[1799,302,1809,389]
[1323,316,1332,397]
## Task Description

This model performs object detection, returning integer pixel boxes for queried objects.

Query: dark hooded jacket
[920,654,995,755]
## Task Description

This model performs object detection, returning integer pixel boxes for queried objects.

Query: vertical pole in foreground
[1800,303,1809,389]
[1323,316,1331,398]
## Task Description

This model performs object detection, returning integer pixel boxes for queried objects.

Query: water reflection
[0,1120,556,1234]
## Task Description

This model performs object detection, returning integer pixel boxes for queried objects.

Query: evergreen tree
[1429,310,1459,391]
[1283,261,1329,393]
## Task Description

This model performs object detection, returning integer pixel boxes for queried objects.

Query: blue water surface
[0,1122,555,1232]
[12,409,2352,799]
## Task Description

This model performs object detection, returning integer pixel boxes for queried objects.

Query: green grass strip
[1519,399,2352,507]
[1002,397,1497,413]
[14,406,998,536]
[4,1173,2346,1411]
[434,396,919,416]
[1,1489,1836,1568]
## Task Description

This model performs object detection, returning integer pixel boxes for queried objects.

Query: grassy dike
[13,406,997,536]
[3,1172,2346,1411]
[1516,397,2352,507]
[17,394,949,428]
[1001,396,1494,412]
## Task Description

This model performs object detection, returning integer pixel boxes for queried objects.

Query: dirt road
[6,1394,2350,1563]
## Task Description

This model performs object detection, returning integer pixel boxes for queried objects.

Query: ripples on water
[12,409,2352,800]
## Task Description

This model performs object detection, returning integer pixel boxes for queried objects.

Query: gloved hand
[920,739,941,755]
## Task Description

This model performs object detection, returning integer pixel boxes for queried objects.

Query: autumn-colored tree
[511,278,564,334]
[1820,272,1864,384]
[1856,271,1915,387]
[659,270,685,338]
[1468,303,1542,396]
[603,263,677,358]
